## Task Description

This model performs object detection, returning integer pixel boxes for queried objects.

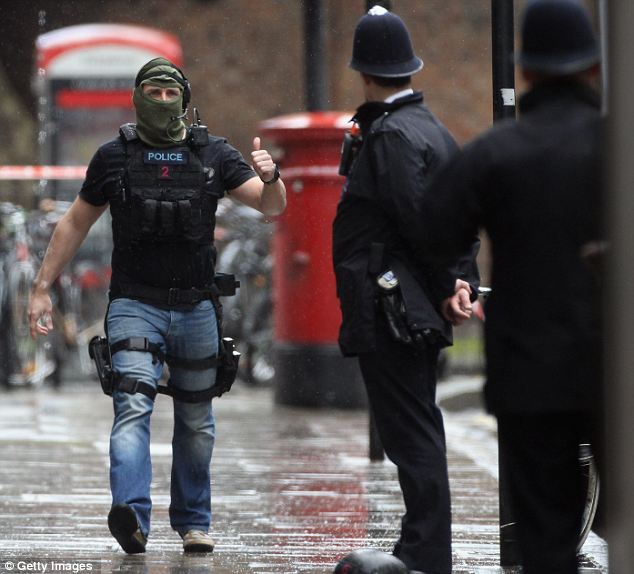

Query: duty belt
[118,273,239,305]
[118,283,216,305]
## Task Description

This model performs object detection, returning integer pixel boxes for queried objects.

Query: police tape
[0,166,87,180]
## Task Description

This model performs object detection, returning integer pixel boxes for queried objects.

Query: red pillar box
[260,112,367,408]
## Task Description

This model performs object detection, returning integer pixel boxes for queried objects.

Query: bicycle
[215,199,275,385]
[27,199,113,383]
[0,202,55,387]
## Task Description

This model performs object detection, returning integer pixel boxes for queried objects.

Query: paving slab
[0,377,608,573]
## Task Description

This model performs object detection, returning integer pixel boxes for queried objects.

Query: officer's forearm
[259,179,287,216]
[32,199,105,293]
[32,223,85,293]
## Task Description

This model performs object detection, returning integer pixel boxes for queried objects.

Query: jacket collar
[384,88,415,103]
[519,80,601,114]
[352,91,424,134]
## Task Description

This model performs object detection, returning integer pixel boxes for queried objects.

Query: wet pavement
[0,375,608,574]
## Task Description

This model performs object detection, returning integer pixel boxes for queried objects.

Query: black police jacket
[417,81,603,415]
[332,91,480,356]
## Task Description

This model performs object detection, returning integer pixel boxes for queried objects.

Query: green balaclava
[133,58,188,148]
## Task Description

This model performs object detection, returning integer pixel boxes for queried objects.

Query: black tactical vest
[111,124,217,249]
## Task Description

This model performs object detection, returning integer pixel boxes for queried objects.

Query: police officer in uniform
[332,7,479,574]
[28,58,286,554]
[416,1,603,571]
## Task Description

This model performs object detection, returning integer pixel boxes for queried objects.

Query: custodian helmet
[349,5,423,78]
[518,0,600,75]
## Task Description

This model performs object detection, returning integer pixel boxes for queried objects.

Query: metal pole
[369,410,385,461]
[492,0,516,122]
[606,1,634,571]
[491,0,519,567]
[304,0,329,111]
[598,0,608,115]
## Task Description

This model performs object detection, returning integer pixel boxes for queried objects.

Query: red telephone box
[35,23,183,201]
[260,112,366,408]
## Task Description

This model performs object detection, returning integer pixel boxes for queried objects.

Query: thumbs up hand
[251,136,277,184]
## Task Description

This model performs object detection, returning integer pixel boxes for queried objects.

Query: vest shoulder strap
[119,123,139,142]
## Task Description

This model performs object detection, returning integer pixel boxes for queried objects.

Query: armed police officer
[27,58,286,554]
[332,7,479,574]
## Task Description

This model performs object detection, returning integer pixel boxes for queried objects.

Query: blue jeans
[106,298,218,537]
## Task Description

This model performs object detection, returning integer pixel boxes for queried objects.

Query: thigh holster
[89,335,240,403]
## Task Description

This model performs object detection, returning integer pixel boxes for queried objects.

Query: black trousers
[358,327,451,574]
[497,412,594,574]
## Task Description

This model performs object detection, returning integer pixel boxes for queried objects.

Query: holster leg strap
[157,384,220,403]
[165,354,219,370]
[113,375,158,401]
[108,342,224,403]
[112,379,219,403]
[110,337,165,364]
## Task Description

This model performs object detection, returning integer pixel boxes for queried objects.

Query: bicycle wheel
[577,443,600,551]
[498,440,600,564]
[0,261,8,386]
[0,261,5,324]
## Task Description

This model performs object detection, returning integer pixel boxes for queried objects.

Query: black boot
[107,504,147,554]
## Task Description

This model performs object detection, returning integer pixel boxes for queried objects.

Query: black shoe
[107,504,147,554]
[334,549,409,573]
